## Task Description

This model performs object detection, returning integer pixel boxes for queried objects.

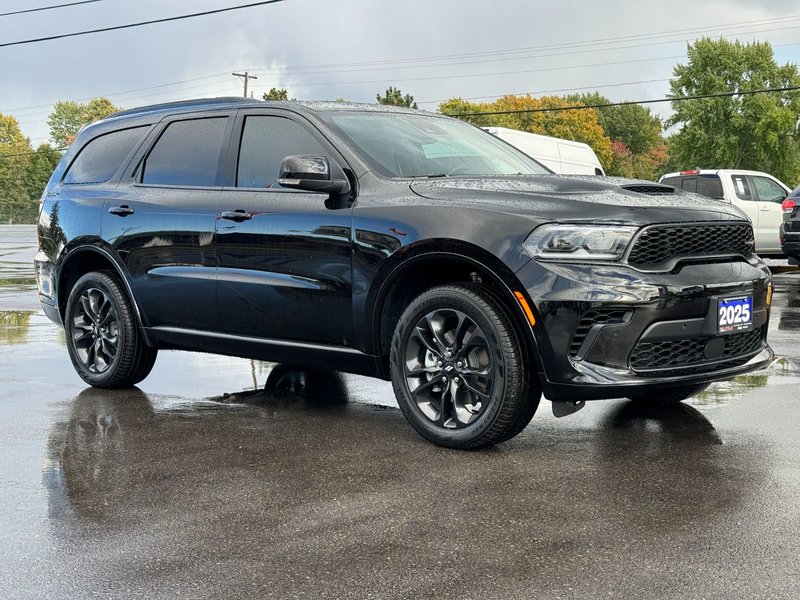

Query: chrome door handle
[220,209,252,222]
[109,205,134,216]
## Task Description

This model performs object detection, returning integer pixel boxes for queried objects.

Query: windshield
[322,111,551,178]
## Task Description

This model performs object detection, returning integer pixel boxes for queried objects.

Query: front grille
[630,325,765,373]
[569,309,632,357]
[620,184,675,196]
[627,223,754,270]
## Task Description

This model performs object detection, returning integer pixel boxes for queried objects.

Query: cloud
[2,0,798,143]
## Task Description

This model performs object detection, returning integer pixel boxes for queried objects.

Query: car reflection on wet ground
[2,225,800,599]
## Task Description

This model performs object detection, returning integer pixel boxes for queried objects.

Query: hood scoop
[620,184,675,196]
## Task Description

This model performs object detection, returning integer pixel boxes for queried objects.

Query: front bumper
[516,257,773,401]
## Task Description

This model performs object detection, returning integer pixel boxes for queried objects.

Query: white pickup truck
[659,169,792,256]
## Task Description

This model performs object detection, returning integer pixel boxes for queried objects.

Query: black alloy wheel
[65,271,157,388]
[391,284,540,449]
[403,307,497,429]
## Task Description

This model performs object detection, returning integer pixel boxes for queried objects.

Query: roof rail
[108,97,258,119]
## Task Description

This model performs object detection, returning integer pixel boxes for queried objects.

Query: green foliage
[262,87,290,101]
[47,97,120,147]
[0,114,34,223]
[23,144,61,204]
[566,92,666,179]
[668,38,800,185]
[1,115,62,223]
[439,95,614,170]
[377,86,418,109]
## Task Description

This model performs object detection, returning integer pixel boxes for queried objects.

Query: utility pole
[232,71,258,98]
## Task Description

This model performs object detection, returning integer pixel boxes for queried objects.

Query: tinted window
[678,176,697,192]
[695,174,723,198]
[236,116,329,188]
[790,184,800,198]
[752,176,787,203]
[731,175,752,201]
[142,117,227,187]
[64,126,149,184]
[660,176,682,188]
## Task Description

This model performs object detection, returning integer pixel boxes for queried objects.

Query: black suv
[36,99,773,448]
[780,185,800,265]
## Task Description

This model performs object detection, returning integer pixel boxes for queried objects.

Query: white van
[659,169,791,255]
[483,127,605,176]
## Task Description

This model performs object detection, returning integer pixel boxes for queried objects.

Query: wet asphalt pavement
[2,225,800,599]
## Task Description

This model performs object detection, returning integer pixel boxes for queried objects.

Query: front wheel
[390,284,539,449]
[64,271,157,389]
[627,383,710,405]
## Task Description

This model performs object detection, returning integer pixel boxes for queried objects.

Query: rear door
[750,175,789,253]
[103,113,232,330]
[214,110,353,346]
[727,174,761,243]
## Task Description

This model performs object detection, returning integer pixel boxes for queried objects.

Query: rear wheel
[390,284,539,449]
[627,383,709,405]
[64,271,157,388]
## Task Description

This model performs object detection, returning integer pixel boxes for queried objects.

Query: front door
[214,112,353,346]
[751,175,788,254]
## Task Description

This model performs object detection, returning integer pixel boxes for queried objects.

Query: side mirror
[278,155,350,195]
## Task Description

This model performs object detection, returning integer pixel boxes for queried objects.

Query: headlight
[523,224,638,262]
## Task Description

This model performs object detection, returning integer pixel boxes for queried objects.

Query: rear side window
[63,126,149,184]
[695,174,723,198]
[661,174,722,198]
[731,175,752,200]
[142,117,227,187]
[236,116,329,188]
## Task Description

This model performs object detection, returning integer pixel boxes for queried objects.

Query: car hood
[409,174,748,225]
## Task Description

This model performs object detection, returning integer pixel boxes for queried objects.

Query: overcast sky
[2,0,800,146]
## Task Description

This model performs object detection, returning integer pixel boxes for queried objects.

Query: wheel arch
[367,241,543,380]
[57,245,148,339]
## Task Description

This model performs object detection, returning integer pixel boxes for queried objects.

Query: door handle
[108,205,134,216]
[759,206,771,212]
[220,209,252,222]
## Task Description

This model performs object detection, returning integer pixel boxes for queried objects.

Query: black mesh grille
[621,184,675,196]
[630,325,765,372]
[569,309,632,357]
[628,223,754,269]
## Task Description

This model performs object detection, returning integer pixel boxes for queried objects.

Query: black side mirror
[278,155,351,195]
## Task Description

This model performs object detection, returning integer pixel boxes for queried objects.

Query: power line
[244,13,800,73]
[417,78,673,105]
[445,86,800,117]
[0,0,104,18]
[0,148,65,159]
[0,0,287,48]
[4,87,800,158]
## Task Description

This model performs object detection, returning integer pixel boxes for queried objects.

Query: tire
[390,284,540,449]
[64,271,157,388]
[627,383,710,405]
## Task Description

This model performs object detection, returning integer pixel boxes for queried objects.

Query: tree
[23,144,61,205]
[47,97,120,147]
[0,114,33,223]
[440,94,613,170]
[569,92,664,155]
[377,86,417,109]
[262,87,289,101]
[668,38,800,185]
